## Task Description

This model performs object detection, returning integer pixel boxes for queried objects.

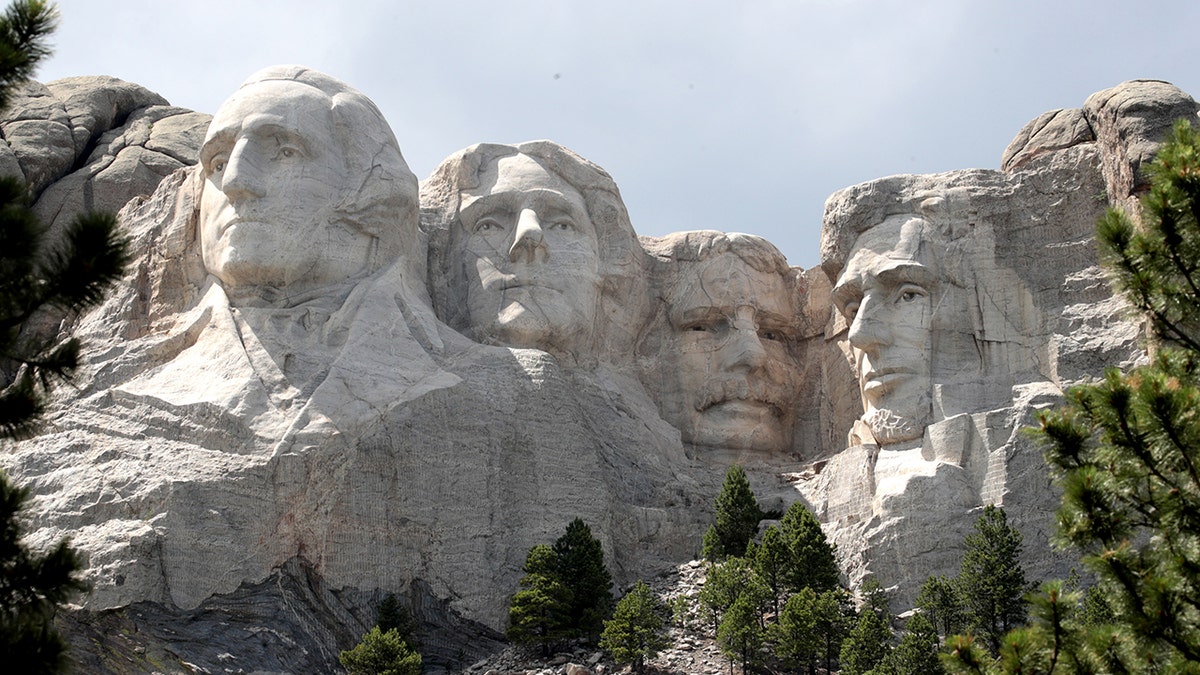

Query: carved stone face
[457,153,601,352]
[665,255,798,452]
[832,215,937,445]
[199,80,369,292]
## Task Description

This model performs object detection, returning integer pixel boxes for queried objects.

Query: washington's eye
[548,220,573,231]
[212,160,225,173]
[842,301,860,320]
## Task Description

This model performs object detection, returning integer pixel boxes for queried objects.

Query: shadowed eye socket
[841,300,860,321]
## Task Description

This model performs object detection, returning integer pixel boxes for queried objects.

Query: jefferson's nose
[509,208,548,263]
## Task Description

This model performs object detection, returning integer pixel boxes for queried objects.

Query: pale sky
[36,0,1200,269]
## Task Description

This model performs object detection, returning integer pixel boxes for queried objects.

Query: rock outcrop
[2,71,1194,671]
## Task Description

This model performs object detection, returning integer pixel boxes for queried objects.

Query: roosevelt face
[832,215,936,445]
[457,153,601,352]
[199,80,365,292]
[667,256,798,452]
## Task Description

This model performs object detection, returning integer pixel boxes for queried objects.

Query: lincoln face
[832,215,937,445]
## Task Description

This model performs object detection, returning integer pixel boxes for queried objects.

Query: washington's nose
[220,140,264,202]
[508,208,548,263]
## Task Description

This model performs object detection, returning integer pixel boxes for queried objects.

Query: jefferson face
[199,80,370,292]
[832,215,936,445]
[666,256,798,452]
[457,153,601,351]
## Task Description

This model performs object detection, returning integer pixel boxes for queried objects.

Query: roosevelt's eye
[759,328,784,342]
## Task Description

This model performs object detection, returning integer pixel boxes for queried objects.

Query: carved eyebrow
[199,129,235,166]
[873,262,937,289]
[671,306,726,328]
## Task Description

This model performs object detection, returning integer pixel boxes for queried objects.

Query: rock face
[1,71,1194,671]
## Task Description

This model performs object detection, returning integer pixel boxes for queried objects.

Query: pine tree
[0,472,89,673]
[750,523,788,616]
[338,626,422,675]
[698,556,768,635]
[600,580,670,674]
[506,544,571,654]
[778,500,840,594]
[706,464,764,561]
[1031,120,1200,669]
[552,517,613,640]
[839,605,893,675]
[770,587,821,675]
[717,593,765,673]
[0,3,128,671]
[376,593,417,648]
[956,505,1027,656]
[878,613,945,675]
[813,587,855,674]
[915,574,966,639]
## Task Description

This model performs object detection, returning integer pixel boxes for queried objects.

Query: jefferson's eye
[474,218,502,233]
[277,147,299,160]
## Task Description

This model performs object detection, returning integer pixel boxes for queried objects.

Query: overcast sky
[35,0,1200,269]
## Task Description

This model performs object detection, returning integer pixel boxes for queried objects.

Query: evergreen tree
[915,574,966,639]
[0,471,89,673]
[552,517,613,639]
[770,587,820,675]
[600,580,670,674]
[338,626,422,675]
[839,606,893,675]
[706,464,764,560]
[376,593,417,647]
[1031,119,1200,669]
[506,544,571,654]
[956,505,1027,656]
[750,524,788,616]
[813,587,854,674]
[717,593,764,673]
[698,556,769,635]
[876,613,945,675]
[0,3,128,671]
[778,500,840,594]
[859,576,891,620]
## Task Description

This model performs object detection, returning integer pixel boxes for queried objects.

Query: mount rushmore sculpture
[2,66,1196,669]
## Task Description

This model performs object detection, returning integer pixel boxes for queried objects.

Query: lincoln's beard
[862,405,932,446]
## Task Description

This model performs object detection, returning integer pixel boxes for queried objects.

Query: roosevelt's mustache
[696,378,792,416]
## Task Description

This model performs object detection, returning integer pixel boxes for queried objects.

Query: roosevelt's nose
[721,314,769,371]
[508,208,548,263]
[847,295,888,353]
[219,140,264,202]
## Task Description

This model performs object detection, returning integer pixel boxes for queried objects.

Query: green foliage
[840,606,893,675]
[956,506,1027,656]
[376,593,416,647]
[0,0,55,111]
[916,574,966,638]
[338,626,422,675]
[1026,119,1200,671]
[770,587,820,674]
[698,556,769,634]
[552,517,613,639]
[700,524,721,562]
[778,500,840,594]
[506,544,571,653]
[706,464,764,561]
[717,592,765,672]
[876,613,945,675]
[600,580,670,674]
[750,523,788,616]
[0,470,88,674]
[859,576,891,620]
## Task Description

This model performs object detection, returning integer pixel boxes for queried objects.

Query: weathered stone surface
[2,72,1193,671]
